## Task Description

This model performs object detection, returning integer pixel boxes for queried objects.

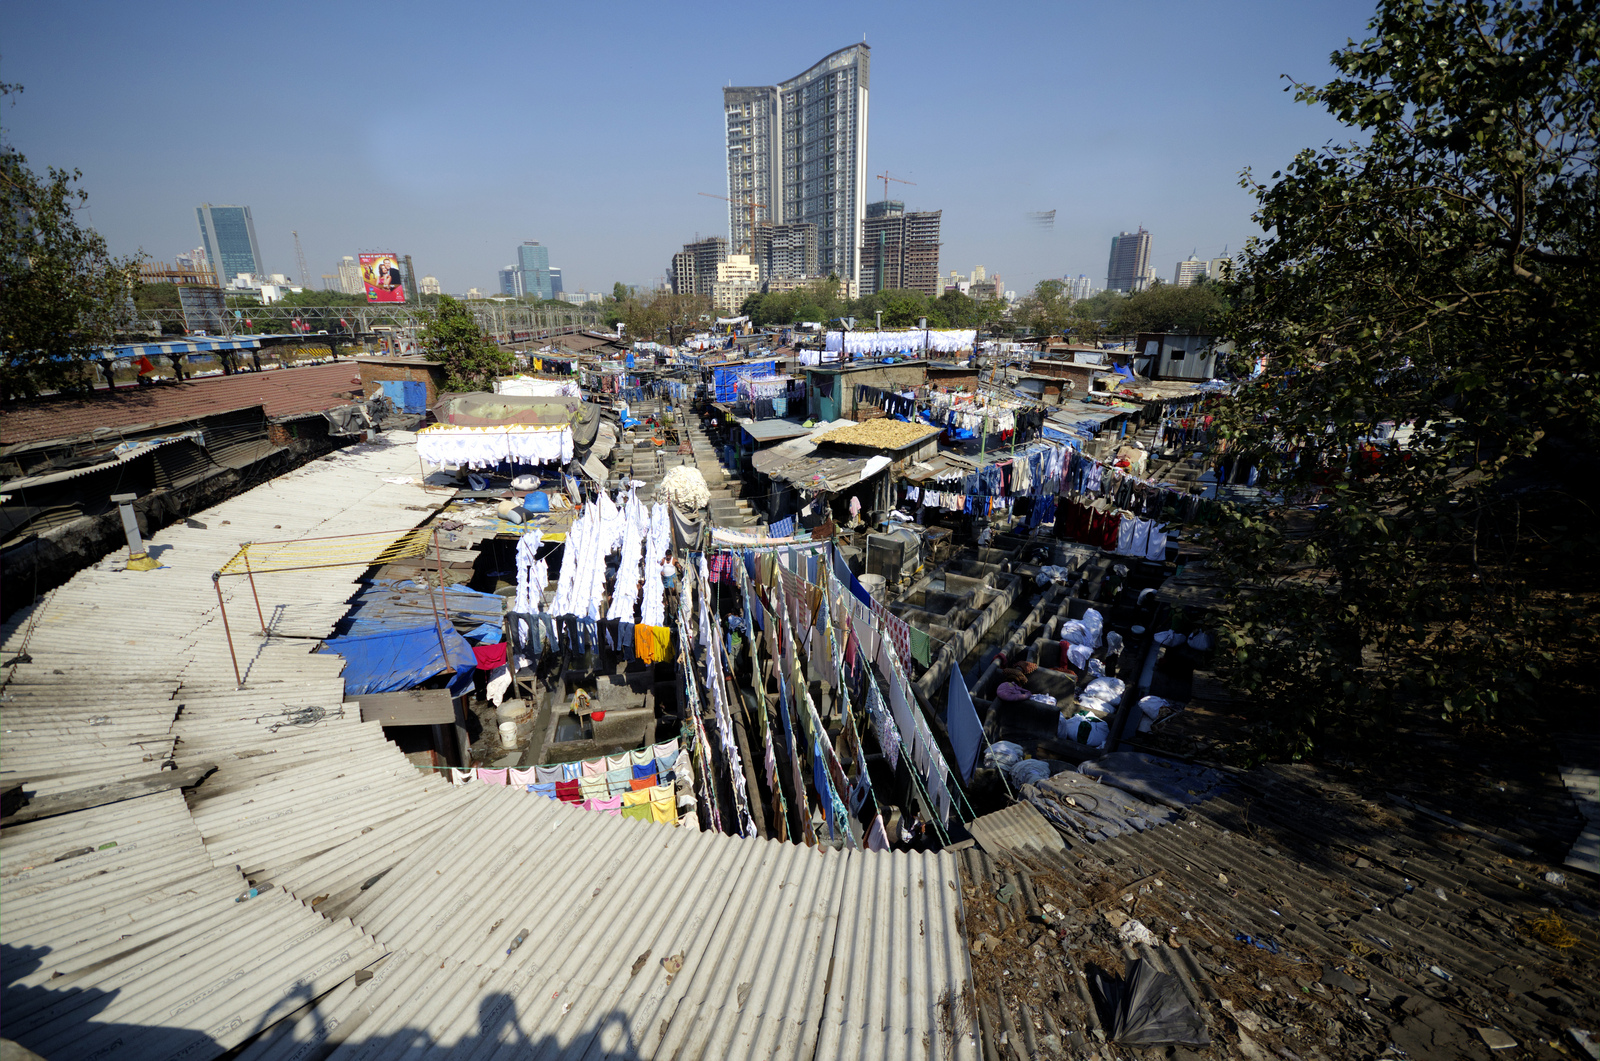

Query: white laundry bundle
[1080,607,1105,648]
[657,466,711,510]
[1057,712,1109,748]
[1079,676,1126,708]
[1060,620,1093,647]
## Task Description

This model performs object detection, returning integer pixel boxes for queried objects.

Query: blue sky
[3,0,1376,297]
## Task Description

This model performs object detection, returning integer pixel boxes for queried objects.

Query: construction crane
[698,192,766,256]
[292,231,311,288]
[875,171,915,203]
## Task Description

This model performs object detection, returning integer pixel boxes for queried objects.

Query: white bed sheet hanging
[416,424,574,469]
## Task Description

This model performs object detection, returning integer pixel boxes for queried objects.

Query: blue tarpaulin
[319,623,476,698]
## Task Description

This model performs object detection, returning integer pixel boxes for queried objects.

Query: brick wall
[357,361,446,408]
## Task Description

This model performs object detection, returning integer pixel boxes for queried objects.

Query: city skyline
[5,1,1375,296]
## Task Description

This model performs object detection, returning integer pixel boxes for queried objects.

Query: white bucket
[498,720,518,746]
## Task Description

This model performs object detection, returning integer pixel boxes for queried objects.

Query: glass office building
[195,204,263,285]
[517,242,552,301]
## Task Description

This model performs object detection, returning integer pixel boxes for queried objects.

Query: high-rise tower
[1106,228,1152,293]
[195,204,263,285]
[724,44,870,289]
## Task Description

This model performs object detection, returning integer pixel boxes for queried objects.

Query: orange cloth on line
[634,624,671,664]
[629,776,655,792]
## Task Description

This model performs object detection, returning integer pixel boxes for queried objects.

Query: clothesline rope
[218,525,434,576]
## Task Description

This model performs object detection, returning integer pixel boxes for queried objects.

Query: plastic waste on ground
[1098,958,1212,1047]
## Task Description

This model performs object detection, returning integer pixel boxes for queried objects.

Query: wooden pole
[243,547,267,635]
[433,529,451,623]
[214,575,243,688]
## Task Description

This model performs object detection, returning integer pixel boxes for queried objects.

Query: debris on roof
[812,418,940,449]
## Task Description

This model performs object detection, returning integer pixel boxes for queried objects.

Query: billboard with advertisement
[360,252,406,304]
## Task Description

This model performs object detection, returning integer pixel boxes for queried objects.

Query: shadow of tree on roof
[3,944,648,1061]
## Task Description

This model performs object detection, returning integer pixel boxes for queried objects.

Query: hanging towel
[450,768,475,786]
[507,767,537,786]
[473,644,508,670]
[584,795,625,816]
[476,768,508,785]
[866,814,891,852]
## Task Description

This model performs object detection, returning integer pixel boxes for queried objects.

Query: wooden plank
[355,689,456,726]
[2,763,218,825]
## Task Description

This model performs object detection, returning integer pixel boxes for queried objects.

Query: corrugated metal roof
[1,430,975,1061]
[967,800,1068,858]
[740,418,814,443]
[1,363,363,448]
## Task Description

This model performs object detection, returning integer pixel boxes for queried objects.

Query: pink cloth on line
[580,757,606,777]
[476,768,509,785]
[507,768,537,786]
[584,795,624,816]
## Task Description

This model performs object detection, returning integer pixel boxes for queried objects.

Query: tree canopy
[622,291,710,344]
[1,82,140,400]
[421,295,513,391]
[1205,0,1599,755]
[739,281,1005,331]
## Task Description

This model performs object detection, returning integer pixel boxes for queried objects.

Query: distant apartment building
[724,43,870,289]
[1106,228,1152,292]
[335,256,364,295]
[174,246,211,278]
[669,236,729,298]
[943,265,1000,301]
[195,204,263,286]
[860,201,941,296]
[420,276,441,296]
[1174,256,1207,286]
[711,254,762,314]
[558,291,605,305]
[548,267,563,298]
[499,266,523,297]
[1173,254,1234,286]
[1066,274,1098,300]
[517,241,553,300]
[764,275,859,299]
[755,221,819,282]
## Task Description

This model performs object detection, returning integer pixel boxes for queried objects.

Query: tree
[1013,279,1073,337]
[1112,279,1228,334]
[130,283,187,335]
[1,82,140,400]
[624,291,709,344]
[420,294,513,391]
[1205,0,1599,756]
[933,289,1007,330]
[612,281,630,304]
